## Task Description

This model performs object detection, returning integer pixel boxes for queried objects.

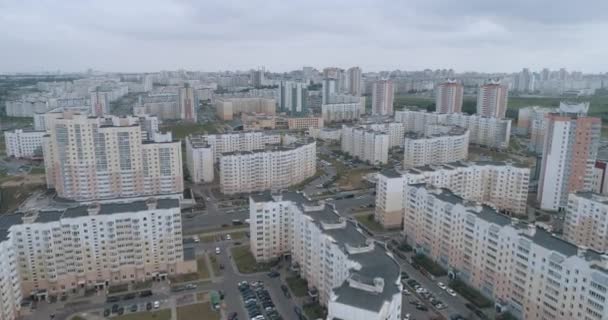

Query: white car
[446,288,457,296]
[226,234,232,240]
[404,314,411,320]
[153,301,160,309]
[437,282,447,290]
[402,288,411,295]
[215,247,221,254]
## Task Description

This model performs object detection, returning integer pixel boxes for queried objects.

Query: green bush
[449,279,493,308]
[411,255,447,277]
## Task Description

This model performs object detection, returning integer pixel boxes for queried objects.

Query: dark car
[139,290,153,297]
[416,305,429,311]
[117,307,124,315]
[123,293,136,300]
[267,271,280,278]
[103,309,111,317]
[228,312,238,320]
[475,309,488,319]
[146,302,152,310]
[465,303,475,310]
[111,304,120,313]
[130,304,138,312]
[106,296,120,303]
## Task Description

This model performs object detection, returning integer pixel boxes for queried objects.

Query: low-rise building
[308,127,342,141]
[287,116,324,130]
[403,184,608,320]
[341,125,389,165]
[4,129,45,159]
[402,126,469,168]
[215,97,276,121]
[219,139,316,194]
[249,192,402,320]
[242,113,276,131]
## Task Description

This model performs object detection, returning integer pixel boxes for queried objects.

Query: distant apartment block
[322,94,365,123]
[219,139,316,194]
[286,116,324,130]
[215,97,276,121]
[403,184,608,320]
[279,81,308,115]
[375,161,529,228]
[435,80,463,114]
[361,121,405,148]
[178,84,197,122]
[341,125,389,165]
[564,192,608,253]
[395,110,511,149]
[4,129,45,159]
[43,113,183,201]
[249,192,402,320]
[372,80,394,115]
[307,128,342,142]
[346,66,363,96]
[185,135,214,183]
[195,132,281,162]
[402,127,469,168]
[476,80,508,118]
[90,90,110,117]
[0,197,195,319]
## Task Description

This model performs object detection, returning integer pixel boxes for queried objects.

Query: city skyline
[2,0,608,73]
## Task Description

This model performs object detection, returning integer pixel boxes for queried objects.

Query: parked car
[153,301,160,309]
[437,282,447,290]
[446,288,457,296]
[267,271,280,278]
[146,302,152,310]
[215,247,221,254]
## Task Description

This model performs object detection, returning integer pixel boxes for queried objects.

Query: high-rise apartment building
[476,80,508,118]
[395,110,512,149]
[249,192,402,320]
[402,127,469,168]
[219,139,316,194]
[90,90,110,117]
[0,197,195,319]
[341,125,389,165]
[4,129,45,159]
[375,161,530,228]
[322,94,365,122]
[195,132,281,162]
[346,66,362,96]
[361,121,406,148]
[279,81,308,114]
[178,84,196,122]
[185,135,214,183]
[372,80,394,115]
[322,78,337,105]
[251,68,265,87]
[43,113,183,201]
[537,112,601,211]
[403,184,608,320]
[435,80,463,114]
[564,192,608,253]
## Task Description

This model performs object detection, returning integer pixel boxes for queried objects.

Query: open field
[163,122,218,139]
[114,310,171,320]
[169,258,210,283]
[176,302,220,320]
[337,168,374,190]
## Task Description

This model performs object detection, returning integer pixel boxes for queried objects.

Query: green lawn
[176,302,220,320]
[412,254,448,277]
[354,214,386,233]
[114,310,171,320]
[286,276,308,297]
[132,280,153,291]
[449,279,493,308]
[107,283,129,295]
[303,302,327,320]
[29,167,45,174]
[209,255,221,276]
[164,122,218,139]
[0,184,45,212]
[169,258,209,283]
[231,245,272,274]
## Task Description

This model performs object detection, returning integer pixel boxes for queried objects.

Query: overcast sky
[1,0,607,74]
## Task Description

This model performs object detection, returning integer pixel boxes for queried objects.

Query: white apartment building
[476,80,508,118]
[362,122,406,148]
[4,129,45,159]
[347,66,362,96]
[322,102,363,123]
[395,110,512,149]
[564,192,608,253]
[308,128,342,142]
[402,127,469,168]
[403,184,608,320]
[249,192,402,320]
[372,80,394,116]
[341,125,389,165]
[198,132,281,162]
[279,81,308,114]
[90,90,110,117]
[435,80,463,114]
[375,161,530,228]
[219,139,316,194]
[0,197,196,319]
[43,113,183,201]
[538,113,601,211]
[185,135,214,183]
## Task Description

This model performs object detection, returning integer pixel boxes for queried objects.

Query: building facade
[564,192,608,253]
[0,197,196,320]
[178,84,197,122]
[249,192,402,320]
[286,116,324,130]
[196,132,281,162]
[341,125,389,165]
[215,98,276,121]
[346,66,362,96]
[279,81,308,115]
[185,135,214,183]
[476,80,508,118]
[372,80,394,116]
[43,113,183,201]
[362,122,406,148]
[537,113,601,211]
[219,139,316,194]
[435,80,463,114]
[375,161,530,228]
[403,184,608,320]
[402,127,469,168]
[90,90,110,117]
[4,129,45,159]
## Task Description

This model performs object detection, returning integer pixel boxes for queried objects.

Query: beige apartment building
[43,113,183,201]
[215,97,276,120]
[564,192,608,253]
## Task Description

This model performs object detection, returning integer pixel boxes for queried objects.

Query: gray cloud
[0,0,606,73]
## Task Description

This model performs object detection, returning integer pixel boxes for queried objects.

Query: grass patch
[196,291,210,302]
[231,246,272,274]
[412,254,448,277]
[176,302,220,320]
[286,276,308,297]
[354,214,386,233]
[114,310,171,320]
[169,258,210,283]
[337,168,374,190]
[164,122,218,140]
[108,283,129,295]
[0,184,45,212]
[449,279,493,308]
[303,302,327,320]
[29,167,45,174]
[209,255,221,276]
[132,280,153,291]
